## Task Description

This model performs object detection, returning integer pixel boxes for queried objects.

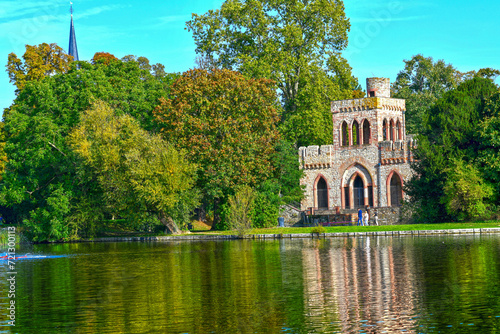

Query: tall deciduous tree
[6,43,73,92]
[391,54,463,134]
[406,77,499,222]
[392,54,500,135]
[69,101,198,234]
[0,54,177,241]
[154,68,280,228]
[186,0,359,146]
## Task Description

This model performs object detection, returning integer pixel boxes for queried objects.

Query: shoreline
[49,227,500,243]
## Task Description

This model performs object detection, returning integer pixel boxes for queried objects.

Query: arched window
[341,121,349,147]
[396,120,402,140]
[353,176,364,209]
[362,120,370,145]
[352,120,360,146]
[389,173,403,207]
[389,120,395,141]
[317,177,328,209]
[383,119,388,141]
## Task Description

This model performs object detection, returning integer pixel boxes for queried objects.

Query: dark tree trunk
[210,197,221,230]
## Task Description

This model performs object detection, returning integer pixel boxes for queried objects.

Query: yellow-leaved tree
[69,100,199,234]
[6,43,73,92]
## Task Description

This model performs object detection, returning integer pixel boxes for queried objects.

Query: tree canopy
[392,54,500,135]
[406,77,500,222]
[187,0,359,146]
[154,68,281,227]
[391,55,463,134]
[69,101,198,234]
[6,43,74,92]
[0,50,179,241]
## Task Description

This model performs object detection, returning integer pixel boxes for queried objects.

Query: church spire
[69,2,79,61]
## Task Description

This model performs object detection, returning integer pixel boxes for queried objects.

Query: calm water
[1,235,500,333]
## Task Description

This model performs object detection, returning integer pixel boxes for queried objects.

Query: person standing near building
[357,208,363,226]
[374,210,379,226]
[363,211,369,226]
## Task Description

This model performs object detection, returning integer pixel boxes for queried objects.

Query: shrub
[311,225,326,234]
[227,185,257,236]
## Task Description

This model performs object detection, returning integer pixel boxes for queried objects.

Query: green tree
[0,122,7,181]
[6,43,73,92]
[154,68,280,228]
[69,101,198,234]
[1,54,177,240]
[272,139,304,205]
[406,77,499,222]
[392,54,463,134]
[186,0,359,146]
[251,180,281,228]
[476,90,500,205]
[442,160,493,221]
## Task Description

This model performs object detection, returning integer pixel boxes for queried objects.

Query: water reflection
[1,235,500,333]
[299,237,420,333]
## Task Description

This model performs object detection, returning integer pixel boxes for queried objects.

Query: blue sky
[1,0,499,114]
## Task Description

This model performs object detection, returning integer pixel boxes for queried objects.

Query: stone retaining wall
[54,228,500,243]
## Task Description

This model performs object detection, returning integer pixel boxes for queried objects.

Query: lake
[1,234,500,333]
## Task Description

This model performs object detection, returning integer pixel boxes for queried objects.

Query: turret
[366,77,390,97]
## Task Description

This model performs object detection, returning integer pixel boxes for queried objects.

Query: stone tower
[299,78,415,212]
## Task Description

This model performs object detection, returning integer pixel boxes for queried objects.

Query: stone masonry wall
[299,77,414,224]
[366,77,390,97]
[299,141,414,209]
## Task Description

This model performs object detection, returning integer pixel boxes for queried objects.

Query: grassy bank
[194,221,500,236]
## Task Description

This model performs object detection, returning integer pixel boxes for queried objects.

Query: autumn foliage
[92,52,119,65]
[6,43,73,91]
[154,69,280,224]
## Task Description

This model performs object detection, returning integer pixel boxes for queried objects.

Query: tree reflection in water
[2,235,500,333]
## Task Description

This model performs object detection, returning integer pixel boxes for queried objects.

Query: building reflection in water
[300,237,419,333]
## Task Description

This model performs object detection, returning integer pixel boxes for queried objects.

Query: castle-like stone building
[299,78,416,213]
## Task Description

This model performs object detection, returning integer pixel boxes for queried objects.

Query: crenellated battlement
[299,145,335,169]
[331,97,406,113]
[299,145,334,158]
[379,138,416,165]
[299,77,415,212]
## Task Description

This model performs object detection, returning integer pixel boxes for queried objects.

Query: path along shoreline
[57,227,500,243]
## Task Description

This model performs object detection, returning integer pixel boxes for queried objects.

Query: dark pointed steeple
[69,2,79,61]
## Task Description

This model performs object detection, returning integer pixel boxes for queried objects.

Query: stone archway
[341,164,374,209]
[387,171,403,207]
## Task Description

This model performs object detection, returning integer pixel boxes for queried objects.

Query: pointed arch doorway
[353,176,365,208]
[388,172,403,207]
[316,177,328,209]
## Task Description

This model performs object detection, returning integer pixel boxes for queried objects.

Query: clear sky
[1,0,499,114]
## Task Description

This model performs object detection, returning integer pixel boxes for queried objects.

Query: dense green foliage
[154,69,283,228]
[0,51,179,241]
[225,185,256,235]
[391,55,463,134]
[187,0,359,146]
[1,46,305,239]
[406,77,500,223]
[69,101,198,234]
[392,54,500,135]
